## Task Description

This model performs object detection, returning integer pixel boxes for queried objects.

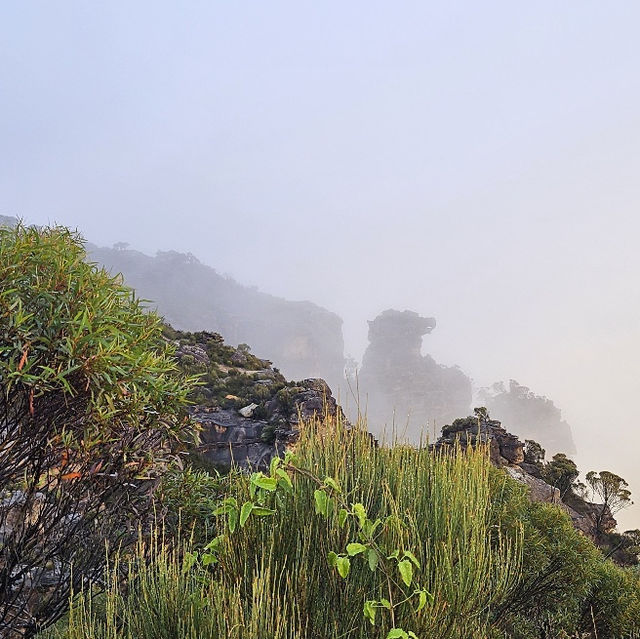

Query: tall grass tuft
[45,415,523,639]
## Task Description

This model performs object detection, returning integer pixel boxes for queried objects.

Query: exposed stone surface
[357,310,471,440]
[171,329,345,471]
[433,410,614,541]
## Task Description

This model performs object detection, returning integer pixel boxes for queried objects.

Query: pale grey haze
[2,3,640,527]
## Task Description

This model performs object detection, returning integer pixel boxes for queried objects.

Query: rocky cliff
[357,309,472,440]
[168,327,344,471]
[433,409,614,541]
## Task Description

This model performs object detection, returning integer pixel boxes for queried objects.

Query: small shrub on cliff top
[0,224,197,637]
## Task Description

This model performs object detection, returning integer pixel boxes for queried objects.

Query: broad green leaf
[201,553,217,566]
[239,501,253,527]
[338,508,348,528]
[182,551,197,573]
[347,542,367,556]
[363,600,376,625]
[269,456,281,475]
[380,598,391,610]
[398,559,413,587]
[252,475,278,492]
[368,548,379,572]
[251,506,275,516]
[417,590,427,611]
[275,468,293,489]
[324,476,341,493]
[314,489,328,516]
[228,508,238,533]
[204,535,224,552]
[336,556,350,578]
[352,502,367,527]
[403,550,420,569]
[327,551,338,567]
[387,630,408,639]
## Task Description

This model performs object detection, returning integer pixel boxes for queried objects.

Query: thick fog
[2,3,640,528]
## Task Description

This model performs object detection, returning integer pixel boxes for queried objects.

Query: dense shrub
[0,225,196,637]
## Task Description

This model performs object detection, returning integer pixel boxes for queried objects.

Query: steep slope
[88,244,345,390]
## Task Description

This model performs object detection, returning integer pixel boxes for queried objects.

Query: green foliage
[585,470,633,533]
[41,414,640,639]
[0,224,197,635]
[542,453,579,497]
[582,560,640,639]
[1,224,195,431]
[155,467,228,543]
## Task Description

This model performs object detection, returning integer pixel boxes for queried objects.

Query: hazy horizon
[2,2,640,529]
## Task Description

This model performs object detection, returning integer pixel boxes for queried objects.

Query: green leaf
[250,506,275,516]
[380,598,391,610]
[327,551,338,567]
[324,476,341,493]
[403,550,420,569]
[347,542,367,556]
[352,502,367,527]
[269,456,281,475]
[363,600,376,625]
[252,475,278,492]
[239,501,254,527]
[228,508,238,533]
[338,508,348,528]
[314,489,328,516]
[275,468,293,489]
[201,553,217,566]
[386,630,408,639]
[182,551,197,573]
[416,590,427,611]
[367,548,379,572]
[398,559,413,587]
[407,633,419,639]
[336,556,350,578]
[204,535,224,552]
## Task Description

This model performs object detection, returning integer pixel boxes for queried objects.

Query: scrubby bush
[0,225,196,637]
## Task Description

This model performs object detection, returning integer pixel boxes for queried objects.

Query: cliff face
[357,310,472,440]
[88,245,345,391]
[434,410,614,541]
[169,328,344,471]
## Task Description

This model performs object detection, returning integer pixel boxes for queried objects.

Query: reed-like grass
[45,415,523,639]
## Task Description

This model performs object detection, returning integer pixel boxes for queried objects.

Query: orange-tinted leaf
[61,472,82,481]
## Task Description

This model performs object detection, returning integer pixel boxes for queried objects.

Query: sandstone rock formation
[357,310,471,441]
[170,329,345,471]
[433,409,612,540]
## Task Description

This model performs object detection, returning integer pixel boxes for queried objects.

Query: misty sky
[2,2,640,527]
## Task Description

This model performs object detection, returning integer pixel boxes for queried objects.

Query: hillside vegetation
[1,224,639,639]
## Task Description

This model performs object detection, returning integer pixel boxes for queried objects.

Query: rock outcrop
[170,329,344,471]
[88,244,346,392]
[433,409,612,540]
[479,380,576,455]
[357,310,471,440]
